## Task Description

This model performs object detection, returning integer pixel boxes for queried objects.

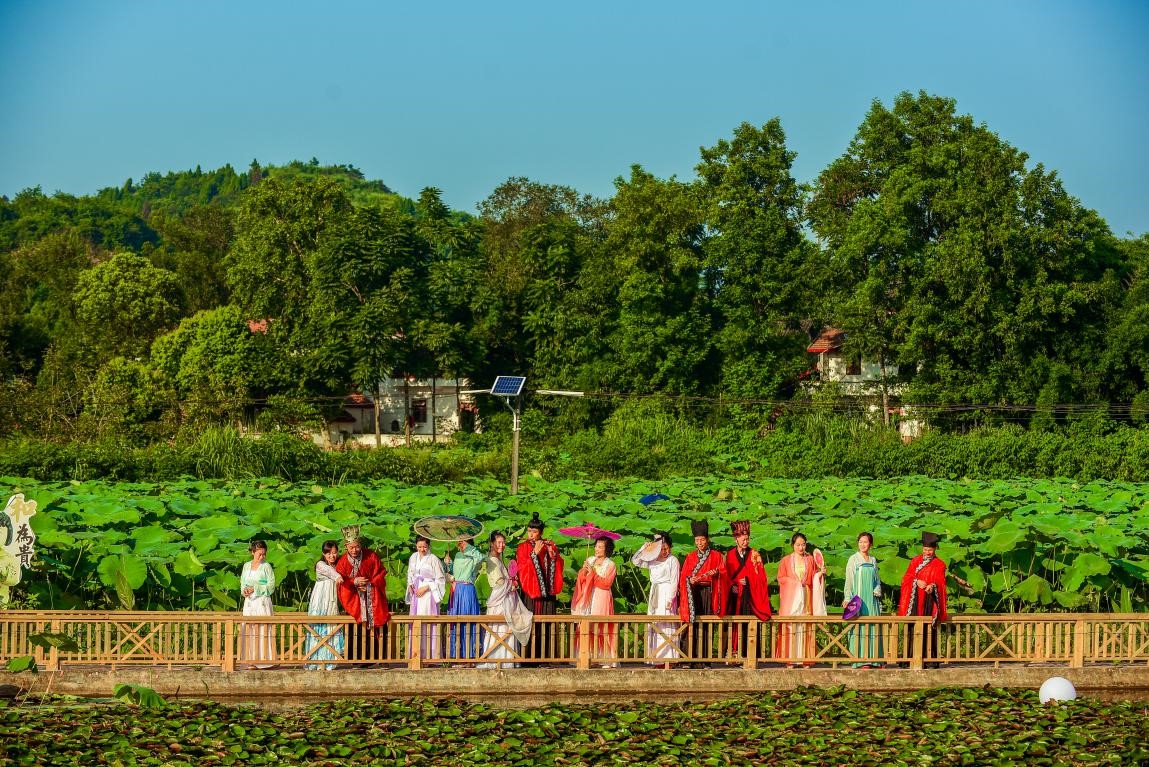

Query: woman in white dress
[630,529,681,666]
[478,531,533,669]
[405,535,446,662]
[305,540,345,670]
[239,539,276,669]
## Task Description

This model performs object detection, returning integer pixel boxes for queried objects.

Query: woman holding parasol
[571,535,619,667]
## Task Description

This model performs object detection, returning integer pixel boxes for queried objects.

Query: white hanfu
[305,560,345,670]
[478,556,534,669]
[239,560,276,669]
[630,548,682,662]
[405,551,446,662]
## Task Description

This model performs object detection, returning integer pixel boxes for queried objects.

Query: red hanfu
[336,549,390,628]
[725,548,772,621]
[898,555,948,622]
[514,540,564,606]
[677,549,728,622]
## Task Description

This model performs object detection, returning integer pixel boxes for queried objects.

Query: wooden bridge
[3,611,1147,672]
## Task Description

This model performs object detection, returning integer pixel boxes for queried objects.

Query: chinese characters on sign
[1,494,38,603]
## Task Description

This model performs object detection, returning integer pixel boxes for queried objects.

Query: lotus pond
[3,688,1147,766]
[10,474,1149,613]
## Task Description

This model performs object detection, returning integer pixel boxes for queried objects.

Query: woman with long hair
[239,539,276,669]
[405,535,446,662]
[477,531,533,669]
[775,532,824,667]
[843,532,883,668]
[305,540,345,670]
[571,535,618,667]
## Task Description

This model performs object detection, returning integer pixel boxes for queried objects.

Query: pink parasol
[559,523,621,559]
[558,523,621,541]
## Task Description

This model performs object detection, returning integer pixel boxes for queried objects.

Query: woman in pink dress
[571,535,618,667]
[775,532,825,667]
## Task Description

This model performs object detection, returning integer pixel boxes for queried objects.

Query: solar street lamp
[463,376,527,494]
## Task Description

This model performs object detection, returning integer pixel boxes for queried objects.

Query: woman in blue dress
[305,540,346,670]
[843,532,883,667]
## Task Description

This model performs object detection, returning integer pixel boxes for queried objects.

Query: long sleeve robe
[514,539,564,604]
[724,547,772,621]
[677,548,728,622]
[336,549,390,628]
[898,555,948,622]
[632,551,681,661]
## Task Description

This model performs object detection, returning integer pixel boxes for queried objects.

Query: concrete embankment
[3,665,1148,704]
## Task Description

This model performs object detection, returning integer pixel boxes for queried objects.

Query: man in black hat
[677,520,728,664]
[898,532,948,668]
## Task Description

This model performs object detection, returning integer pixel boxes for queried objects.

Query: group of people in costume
[237,514,949,669]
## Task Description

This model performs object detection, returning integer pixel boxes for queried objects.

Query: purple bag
[842,595,863,621]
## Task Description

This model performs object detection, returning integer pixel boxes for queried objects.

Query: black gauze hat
[690,520,710,538]
[921,531,941,547]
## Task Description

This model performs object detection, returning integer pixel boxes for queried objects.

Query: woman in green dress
[843,532,883,668]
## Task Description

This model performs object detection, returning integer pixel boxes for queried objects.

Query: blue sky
[1,0,1146,235]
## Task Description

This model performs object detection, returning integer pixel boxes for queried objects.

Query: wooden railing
[1,611,1146,671]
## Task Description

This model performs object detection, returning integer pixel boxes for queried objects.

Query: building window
[411,399,428,423]
[846,358,862,376]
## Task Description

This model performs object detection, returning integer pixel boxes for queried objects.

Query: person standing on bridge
[444,535,484,660]
[239,539,276,669]
[336,525,390,665]
[678,520,727,664]
[515,512,564,660]
[724,520,772,661]
[631,529,681,667]
[571,535,618,667]
[898,531,948,668]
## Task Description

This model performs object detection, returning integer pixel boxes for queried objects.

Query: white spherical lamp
[1039,676,1076,704]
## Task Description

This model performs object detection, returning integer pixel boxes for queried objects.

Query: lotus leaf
[1007,574,1054,605]
[133,525,182,554]
[97,553,148,590]
[173,550,205,577]
[983,521,1027,553]
[1061,552,1112,591]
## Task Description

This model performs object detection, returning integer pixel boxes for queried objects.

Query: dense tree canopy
[0,97,1143,443]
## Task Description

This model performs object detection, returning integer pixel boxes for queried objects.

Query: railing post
[910,618,924,671]
[47,618,61,671]
[1071,617,1086,669]
[743,619,759,670]
[576,618,591,670]
[409,621,422,670]
[222,617,235,672]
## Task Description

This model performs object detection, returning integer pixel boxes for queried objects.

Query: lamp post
[464,376,527,495]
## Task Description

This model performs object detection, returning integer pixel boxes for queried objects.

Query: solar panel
[491,376,526,397]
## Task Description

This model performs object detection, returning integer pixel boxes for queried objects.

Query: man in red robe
[678,520,728,663]
[515,512,564,660]
[725,520,772,658]
[336,525,390,665]
[898,531,948,668]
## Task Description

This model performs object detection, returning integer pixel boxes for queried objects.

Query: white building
[806,328,922,441]
[319,378,477,448]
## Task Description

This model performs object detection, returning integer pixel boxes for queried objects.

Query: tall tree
[73,251,181,363]
[605,166,713,395]
[808,91,1123,413]
[697,120,814,399]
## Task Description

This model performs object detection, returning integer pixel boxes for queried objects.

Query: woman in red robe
[514,513,564,660]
